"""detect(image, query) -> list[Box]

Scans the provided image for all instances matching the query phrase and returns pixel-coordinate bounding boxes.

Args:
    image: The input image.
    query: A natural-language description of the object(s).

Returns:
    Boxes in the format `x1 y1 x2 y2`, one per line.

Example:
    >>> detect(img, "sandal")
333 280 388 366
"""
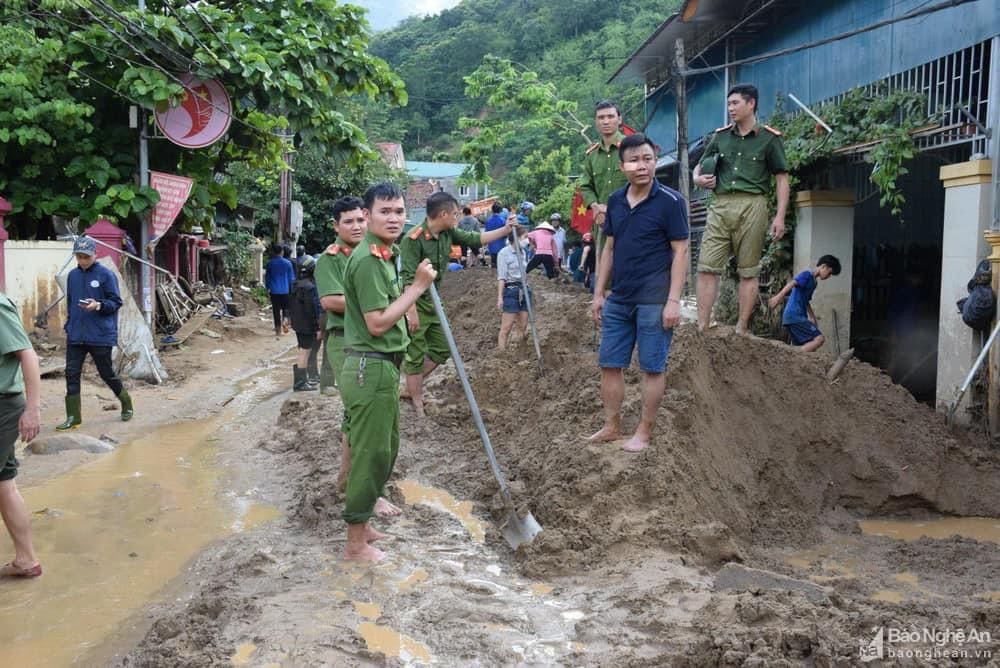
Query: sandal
1 562 42 578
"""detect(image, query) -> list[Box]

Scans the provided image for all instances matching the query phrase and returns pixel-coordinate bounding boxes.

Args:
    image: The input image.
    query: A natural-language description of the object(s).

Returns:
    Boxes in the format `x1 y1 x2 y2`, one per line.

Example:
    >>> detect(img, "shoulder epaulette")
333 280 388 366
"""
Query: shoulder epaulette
763 125 783 136
585 142 600 155
369 243 392 262
325 243 340 255
407 226 423 241
714 123 734 133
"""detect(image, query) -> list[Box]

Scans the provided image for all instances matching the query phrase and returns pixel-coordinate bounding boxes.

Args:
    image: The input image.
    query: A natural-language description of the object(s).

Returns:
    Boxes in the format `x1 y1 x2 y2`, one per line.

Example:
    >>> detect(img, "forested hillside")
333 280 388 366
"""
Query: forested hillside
367 0 680 192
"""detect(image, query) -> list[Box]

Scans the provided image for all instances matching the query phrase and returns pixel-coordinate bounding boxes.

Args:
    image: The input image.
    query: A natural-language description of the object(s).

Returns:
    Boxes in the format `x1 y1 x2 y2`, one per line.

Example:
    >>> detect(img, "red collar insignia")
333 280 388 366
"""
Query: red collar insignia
369 243 393 262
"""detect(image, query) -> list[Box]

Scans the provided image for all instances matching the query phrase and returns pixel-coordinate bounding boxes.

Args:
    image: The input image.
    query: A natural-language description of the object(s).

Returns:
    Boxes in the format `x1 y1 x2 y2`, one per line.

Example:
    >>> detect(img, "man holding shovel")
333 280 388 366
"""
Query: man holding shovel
400 192 514 417
340 182 437 563
590 133 689 453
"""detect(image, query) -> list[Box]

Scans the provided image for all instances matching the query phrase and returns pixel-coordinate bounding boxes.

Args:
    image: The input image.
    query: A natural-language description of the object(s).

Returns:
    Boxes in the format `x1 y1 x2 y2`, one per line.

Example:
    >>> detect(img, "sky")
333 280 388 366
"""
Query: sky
353 0 463 32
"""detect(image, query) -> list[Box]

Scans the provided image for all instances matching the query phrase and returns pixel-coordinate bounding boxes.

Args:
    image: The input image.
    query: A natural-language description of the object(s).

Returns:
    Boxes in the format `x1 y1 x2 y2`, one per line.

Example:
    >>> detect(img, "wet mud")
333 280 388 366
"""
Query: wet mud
123 268 1000 666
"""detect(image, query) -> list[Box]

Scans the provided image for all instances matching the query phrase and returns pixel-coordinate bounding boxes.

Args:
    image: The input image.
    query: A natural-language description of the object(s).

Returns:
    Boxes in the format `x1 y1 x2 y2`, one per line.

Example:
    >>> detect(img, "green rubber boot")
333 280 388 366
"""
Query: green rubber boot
56 395 82 431
118 389 134 422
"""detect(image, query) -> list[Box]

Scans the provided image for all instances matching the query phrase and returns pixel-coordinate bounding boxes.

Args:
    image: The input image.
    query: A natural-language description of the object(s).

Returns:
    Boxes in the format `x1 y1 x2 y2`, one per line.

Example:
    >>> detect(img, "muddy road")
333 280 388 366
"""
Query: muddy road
6 269 1000 666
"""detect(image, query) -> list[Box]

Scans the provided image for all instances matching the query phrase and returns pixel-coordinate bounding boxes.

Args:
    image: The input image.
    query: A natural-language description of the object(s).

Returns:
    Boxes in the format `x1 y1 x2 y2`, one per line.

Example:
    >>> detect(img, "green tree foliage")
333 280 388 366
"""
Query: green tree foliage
0 0 405 236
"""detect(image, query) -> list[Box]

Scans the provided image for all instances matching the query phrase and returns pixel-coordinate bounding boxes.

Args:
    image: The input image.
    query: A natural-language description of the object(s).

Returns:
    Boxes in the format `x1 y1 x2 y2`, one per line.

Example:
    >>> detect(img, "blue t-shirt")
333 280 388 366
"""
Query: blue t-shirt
264 256 296 295
485 214 508 255
783 270 817 324
603 183 689 305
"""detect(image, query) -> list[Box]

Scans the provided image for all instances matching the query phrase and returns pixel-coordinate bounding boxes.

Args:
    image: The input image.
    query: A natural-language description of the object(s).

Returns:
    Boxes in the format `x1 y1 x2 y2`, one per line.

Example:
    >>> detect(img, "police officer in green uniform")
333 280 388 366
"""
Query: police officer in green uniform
340 182 437 563
694 83 789 334
400 191 513 417
579 100 629 256
0 293 42 578
315 197 367 395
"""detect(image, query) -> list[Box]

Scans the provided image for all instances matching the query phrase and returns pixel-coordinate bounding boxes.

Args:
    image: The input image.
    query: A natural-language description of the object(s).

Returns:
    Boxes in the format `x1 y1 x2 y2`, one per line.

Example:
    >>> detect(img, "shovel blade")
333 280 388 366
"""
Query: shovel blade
501 510 543 549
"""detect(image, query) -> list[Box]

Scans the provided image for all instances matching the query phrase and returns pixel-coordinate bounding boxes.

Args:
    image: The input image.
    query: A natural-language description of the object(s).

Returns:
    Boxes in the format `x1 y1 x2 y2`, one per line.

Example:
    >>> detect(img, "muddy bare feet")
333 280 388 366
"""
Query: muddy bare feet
410 398 426 418
621 433 649 453
375 497 401 517
342 543 385 563
364 526 388 543
399 384 411 400
587 424 621 442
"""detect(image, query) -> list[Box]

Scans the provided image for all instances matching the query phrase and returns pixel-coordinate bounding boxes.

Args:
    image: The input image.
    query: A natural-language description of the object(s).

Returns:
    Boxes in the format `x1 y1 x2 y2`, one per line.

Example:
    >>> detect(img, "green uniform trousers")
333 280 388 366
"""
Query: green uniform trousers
340 356 400 525
402 299 450 375
326 330 349 434
697 193 769 278
320 331 336 390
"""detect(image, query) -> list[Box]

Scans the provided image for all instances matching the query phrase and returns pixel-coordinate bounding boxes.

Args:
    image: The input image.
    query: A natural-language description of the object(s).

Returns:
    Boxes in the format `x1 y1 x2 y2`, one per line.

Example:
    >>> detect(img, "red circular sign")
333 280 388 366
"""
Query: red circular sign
155 74 232 149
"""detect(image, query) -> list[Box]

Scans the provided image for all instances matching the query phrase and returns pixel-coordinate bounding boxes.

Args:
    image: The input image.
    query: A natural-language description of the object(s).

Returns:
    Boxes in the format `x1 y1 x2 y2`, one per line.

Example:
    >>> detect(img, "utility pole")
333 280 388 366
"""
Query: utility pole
277 128 292 245
674 38 690 202
138 0 152 325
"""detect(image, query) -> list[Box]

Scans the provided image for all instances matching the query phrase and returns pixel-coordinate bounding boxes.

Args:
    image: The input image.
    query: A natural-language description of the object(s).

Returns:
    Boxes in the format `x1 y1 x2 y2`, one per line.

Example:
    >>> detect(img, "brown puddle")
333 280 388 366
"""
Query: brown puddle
353 600 381 620
530 583 554 596
397 479 486 543
357 621 433 664
859 517 1000 544
398 568 429 592
231 642 257 665
872 589 905 604
0 367 284 667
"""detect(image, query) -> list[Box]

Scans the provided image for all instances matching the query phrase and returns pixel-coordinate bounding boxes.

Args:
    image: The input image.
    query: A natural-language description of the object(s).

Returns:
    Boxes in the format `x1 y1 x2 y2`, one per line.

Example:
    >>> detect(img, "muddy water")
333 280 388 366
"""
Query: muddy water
397 478 487 542
0 367 285 666
859 517 1000 543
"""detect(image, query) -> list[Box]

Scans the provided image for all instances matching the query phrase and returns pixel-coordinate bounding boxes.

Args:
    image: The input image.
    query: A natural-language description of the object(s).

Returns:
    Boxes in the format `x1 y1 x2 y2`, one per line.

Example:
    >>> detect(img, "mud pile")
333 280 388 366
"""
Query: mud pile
433 270 1000 574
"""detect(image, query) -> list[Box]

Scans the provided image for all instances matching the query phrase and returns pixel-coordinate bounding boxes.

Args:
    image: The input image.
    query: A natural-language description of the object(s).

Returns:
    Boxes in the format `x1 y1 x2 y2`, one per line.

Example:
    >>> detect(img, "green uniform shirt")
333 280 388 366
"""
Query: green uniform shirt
699 123 788 195
343 232 409 354
400 222 481 306
0 295 30 394
579 132 628 208
314 237 352 331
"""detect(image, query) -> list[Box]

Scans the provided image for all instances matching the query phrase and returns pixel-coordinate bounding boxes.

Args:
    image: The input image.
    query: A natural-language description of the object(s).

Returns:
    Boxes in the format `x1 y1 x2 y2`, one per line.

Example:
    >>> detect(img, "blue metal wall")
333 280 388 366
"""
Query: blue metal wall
643 0 1000 152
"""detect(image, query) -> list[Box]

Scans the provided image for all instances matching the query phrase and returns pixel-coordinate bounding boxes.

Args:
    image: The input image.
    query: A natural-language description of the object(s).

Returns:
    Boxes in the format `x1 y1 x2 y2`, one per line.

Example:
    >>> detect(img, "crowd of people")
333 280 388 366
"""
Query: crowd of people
0 82 842 573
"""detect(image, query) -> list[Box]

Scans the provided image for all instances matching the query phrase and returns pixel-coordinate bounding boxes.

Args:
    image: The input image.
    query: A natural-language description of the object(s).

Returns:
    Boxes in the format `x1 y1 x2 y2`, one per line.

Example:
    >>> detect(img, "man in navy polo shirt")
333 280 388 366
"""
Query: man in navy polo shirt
589 133 689 453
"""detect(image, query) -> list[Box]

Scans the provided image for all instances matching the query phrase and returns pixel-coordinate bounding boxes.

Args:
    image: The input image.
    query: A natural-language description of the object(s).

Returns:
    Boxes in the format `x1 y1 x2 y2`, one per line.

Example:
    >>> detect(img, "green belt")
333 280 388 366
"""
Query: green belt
344 348 404 369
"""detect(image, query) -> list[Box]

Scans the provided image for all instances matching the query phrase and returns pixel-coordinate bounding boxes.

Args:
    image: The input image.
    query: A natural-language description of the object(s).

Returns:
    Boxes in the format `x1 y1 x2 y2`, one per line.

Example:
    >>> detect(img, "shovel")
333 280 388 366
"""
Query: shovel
429 284 543 549
511 227 545 376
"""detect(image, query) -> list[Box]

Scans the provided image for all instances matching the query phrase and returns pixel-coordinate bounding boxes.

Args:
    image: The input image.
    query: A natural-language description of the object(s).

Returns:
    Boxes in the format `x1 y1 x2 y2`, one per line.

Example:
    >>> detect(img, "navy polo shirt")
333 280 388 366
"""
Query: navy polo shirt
603 182 689 305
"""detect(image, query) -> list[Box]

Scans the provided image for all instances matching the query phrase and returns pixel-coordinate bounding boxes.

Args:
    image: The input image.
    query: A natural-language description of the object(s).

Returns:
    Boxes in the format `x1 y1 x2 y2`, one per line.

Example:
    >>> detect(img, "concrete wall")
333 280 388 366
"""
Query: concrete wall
4 240 74 334
935 159 994 422
793 190 855 353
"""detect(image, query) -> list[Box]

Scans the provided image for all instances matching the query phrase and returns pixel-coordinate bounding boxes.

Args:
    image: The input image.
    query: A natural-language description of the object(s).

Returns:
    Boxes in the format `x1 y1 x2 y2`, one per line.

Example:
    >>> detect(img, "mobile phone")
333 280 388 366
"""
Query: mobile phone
78 299 91 305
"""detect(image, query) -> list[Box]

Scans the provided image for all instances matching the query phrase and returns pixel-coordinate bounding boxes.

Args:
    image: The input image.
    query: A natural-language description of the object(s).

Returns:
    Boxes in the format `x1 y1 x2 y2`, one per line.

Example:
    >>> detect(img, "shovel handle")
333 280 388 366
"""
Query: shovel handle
428 284 516 506
511 228 544 371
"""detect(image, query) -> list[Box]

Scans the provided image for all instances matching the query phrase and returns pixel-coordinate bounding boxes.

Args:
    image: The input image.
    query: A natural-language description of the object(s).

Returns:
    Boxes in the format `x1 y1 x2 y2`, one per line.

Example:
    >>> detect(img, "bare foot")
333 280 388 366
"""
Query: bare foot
399 384 411 400
587 424 621 442
375 497 402 517
621 433 650 453
343 543 386 563
410 399 426 418
365 526 388 543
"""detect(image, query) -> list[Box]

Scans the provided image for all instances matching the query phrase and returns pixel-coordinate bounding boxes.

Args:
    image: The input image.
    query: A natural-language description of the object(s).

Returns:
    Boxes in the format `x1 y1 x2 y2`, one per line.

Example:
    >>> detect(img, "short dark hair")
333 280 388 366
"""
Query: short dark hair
817 254 842 275
270 243 283 256
595 99 621 116
463 206 471 215
426 191 459 219
296 244 305 254
728 83 759 112
618 132 657 161
332 195 364 222
491 202 502 214
363 182 404 210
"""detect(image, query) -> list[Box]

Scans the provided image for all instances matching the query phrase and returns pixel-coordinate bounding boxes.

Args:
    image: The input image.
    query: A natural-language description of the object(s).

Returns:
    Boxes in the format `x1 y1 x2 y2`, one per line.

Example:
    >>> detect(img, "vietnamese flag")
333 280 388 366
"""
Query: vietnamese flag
621 122 637 136
570 187 593 234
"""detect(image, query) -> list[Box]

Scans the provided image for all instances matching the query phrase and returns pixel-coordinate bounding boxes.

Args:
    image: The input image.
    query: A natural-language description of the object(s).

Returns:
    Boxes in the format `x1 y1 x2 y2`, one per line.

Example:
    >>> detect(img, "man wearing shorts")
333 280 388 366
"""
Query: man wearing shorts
693 83 789 334
0 293 41 577
590 133 689 453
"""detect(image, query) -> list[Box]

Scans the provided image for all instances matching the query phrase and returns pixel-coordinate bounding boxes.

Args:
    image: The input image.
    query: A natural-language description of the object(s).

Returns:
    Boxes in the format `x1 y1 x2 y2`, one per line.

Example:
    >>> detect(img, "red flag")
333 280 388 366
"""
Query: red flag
621 122 637 136
570 187 593 234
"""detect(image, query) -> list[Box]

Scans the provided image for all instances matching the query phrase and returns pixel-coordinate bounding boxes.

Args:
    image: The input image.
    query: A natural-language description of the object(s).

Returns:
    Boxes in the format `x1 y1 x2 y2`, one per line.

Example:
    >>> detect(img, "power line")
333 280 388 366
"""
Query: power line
185 1 242 64
161 1 229 71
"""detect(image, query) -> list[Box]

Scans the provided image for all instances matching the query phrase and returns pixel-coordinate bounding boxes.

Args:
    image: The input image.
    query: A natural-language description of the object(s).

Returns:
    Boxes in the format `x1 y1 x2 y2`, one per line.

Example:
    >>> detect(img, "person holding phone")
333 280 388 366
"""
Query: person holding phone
56 236 132 430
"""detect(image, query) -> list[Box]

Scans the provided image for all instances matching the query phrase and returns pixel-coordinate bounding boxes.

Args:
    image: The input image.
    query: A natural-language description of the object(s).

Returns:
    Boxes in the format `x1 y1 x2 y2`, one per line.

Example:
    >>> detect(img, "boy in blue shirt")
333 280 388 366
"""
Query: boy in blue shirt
768 254 841 352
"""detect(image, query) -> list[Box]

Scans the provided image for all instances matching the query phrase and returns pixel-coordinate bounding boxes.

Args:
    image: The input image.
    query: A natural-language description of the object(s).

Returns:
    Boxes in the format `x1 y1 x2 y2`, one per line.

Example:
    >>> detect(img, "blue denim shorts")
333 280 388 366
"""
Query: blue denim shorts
598 299 674 373
502 284 532 313
785 320 822 346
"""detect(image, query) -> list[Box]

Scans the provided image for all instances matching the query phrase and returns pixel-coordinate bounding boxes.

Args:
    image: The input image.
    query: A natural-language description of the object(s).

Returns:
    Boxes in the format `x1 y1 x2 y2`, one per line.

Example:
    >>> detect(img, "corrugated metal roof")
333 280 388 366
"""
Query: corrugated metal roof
608 0 796 85
405 161 469 179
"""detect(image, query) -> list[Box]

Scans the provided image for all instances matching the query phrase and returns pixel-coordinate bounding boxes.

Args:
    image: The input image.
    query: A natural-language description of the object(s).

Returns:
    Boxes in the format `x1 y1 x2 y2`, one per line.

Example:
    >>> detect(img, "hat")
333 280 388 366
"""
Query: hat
535 222 555 232
582 232 593 242
549 213 562 221
520 201 535 211
299 255 316 272
73 236 97 257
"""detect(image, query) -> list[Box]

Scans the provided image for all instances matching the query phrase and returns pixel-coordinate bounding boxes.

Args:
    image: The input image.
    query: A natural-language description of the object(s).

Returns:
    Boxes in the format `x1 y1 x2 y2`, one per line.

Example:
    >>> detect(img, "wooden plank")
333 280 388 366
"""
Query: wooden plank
158 309 214 348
